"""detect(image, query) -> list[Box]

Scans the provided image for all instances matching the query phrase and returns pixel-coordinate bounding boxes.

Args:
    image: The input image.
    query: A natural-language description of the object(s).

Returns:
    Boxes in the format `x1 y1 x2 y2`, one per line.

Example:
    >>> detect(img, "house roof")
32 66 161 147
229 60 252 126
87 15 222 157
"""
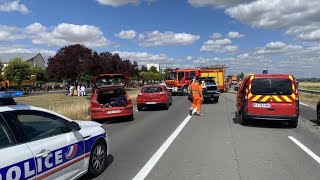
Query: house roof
0 53 44 63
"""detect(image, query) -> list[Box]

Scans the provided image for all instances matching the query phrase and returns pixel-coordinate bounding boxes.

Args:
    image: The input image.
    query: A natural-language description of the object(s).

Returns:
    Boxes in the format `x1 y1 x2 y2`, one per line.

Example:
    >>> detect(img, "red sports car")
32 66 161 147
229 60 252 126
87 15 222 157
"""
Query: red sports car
89 74 134 120
137 84 172 111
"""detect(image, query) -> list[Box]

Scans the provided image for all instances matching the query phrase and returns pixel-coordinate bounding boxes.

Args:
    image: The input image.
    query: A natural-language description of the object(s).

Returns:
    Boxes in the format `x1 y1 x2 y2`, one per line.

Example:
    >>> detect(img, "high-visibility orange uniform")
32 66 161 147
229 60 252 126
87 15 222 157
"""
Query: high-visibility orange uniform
190 81 203 113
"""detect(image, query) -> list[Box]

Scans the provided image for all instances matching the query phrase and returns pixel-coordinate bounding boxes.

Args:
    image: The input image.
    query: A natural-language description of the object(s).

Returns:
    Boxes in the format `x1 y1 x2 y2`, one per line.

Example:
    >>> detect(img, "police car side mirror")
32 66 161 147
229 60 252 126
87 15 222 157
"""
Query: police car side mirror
69 121 81 131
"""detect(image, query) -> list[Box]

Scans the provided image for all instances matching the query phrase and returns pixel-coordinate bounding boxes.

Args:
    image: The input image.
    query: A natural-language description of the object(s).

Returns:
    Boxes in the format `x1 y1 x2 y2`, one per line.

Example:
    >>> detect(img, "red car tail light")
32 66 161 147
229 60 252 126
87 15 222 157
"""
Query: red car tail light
159 92 166 95
91 101 100 108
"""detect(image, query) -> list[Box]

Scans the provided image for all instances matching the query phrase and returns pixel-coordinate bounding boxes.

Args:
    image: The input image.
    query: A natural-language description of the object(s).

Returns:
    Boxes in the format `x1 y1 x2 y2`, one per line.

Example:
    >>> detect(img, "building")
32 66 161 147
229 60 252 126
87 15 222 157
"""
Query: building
147 63 160 72
0 53 46 68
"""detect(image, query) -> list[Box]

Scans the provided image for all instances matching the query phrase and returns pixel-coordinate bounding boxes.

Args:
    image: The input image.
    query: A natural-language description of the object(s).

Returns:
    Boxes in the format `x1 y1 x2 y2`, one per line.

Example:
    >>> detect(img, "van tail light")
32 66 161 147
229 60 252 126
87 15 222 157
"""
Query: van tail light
245 88 248 94
91 101 100 108
138 93 143 96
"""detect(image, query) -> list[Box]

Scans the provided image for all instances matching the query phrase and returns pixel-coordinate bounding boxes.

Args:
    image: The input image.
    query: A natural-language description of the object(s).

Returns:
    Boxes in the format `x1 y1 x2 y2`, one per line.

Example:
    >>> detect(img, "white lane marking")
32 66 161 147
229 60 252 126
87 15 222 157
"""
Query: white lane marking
133 108 197 180
300 102 311 107
288 136 320 164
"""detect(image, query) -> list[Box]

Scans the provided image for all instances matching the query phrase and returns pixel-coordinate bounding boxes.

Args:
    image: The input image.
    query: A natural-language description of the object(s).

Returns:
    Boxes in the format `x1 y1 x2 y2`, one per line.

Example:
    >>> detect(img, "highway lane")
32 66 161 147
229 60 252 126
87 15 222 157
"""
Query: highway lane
92 93 320 180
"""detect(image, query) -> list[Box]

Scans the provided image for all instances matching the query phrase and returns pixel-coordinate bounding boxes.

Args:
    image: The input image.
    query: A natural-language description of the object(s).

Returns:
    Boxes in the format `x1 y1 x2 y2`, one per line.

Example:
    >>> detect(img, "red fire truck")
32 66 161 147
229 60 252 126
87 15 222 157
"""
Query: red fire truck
165 65 228 95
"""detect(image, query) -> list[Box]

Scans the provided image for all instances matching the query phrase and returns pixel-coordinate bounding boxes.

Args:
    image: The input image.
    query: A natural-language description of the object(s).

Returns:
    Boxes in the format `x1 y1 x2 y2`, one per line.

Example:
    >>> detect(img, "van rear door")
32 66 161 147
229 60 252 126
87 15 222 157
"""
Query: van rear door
249 78 296 116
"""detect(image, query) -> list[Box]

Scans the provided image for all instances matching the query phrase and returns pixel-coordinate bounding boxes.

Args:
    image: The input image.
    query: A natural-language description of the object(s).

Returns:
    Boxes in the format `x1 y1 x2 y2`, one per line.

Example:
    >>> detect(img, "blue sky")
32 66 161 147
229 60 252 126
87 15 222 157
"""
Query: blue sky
0 0 319 77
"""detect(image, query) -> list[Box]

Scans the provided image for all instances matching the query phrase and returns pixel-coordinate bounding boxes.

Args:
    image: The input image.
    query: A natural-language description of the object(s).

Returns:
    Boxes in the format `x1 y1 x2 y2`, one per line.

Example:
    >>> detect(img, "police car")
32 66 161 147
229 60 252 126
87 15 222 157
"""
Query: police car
0 91 109 179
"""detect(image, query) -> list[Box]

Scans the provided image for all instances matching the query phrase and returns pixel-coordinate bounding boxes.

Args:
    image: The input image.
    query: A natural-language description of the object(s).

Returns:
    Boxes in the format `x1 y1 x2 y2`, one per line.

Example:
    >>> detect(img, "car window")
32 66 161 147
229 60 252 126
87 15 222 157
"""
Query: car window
142 87 162 93
0 117 15 149
12 110 71 141
178 72 184 80
190 72 196 79
252 78 292 95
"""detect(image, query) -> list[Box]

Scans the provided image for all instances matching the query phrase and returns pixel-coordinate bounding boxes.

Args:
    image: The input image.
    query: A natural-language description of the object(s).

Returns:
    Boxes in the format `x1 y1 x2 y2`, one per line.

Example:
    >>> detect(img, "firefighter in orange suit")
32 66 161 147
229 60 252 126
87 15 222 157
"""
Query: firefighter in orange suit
189 76 203 116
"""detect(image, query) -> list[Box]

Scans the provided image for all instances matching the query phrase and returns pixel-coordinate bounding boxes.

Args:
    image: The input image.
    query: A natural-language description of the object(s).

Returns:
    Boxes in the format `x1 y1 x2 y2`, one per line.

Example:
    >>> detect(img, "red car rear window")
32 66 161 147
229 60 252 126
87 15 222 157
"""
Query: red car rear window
251 78 292 95
142 87 162 93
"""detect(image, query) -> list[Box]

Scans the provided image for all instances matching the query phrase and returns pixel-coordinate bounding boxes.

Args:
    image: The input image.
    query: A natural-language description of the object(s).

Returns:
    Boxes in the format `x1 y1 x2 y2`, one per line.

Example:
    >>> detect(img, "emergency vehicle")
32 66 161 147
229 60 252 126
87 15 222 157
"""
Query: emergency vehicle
0 91 109 179
165 65 227 95
236 74 299 128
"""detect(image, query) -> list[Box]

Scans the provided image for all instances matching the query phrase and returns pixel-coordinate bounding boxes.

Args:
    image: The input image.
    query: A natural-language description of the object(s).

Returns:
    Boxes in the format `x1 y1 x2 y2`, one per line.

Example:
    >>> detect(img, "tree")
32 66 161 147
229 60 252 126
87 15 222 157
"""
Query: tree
47 44 93 85
0 60 4 81
4 57 31 89
140 65 148 72
31 67 48 82
237 72 245 80
149 66 158 73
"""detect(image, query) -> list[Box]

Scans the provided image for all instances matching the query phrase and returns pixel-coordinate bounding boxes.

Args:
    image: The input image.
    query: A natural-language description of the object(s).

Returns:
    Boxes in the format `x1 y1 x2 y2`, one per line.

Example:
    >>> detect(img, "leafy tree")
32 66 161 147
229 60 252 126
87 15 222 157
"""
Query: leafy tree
47 44 93 85
31 67 48 82
4 57 31 89
237 72 245 80
149 66 158 73
140 65 148 72
0 60 4 81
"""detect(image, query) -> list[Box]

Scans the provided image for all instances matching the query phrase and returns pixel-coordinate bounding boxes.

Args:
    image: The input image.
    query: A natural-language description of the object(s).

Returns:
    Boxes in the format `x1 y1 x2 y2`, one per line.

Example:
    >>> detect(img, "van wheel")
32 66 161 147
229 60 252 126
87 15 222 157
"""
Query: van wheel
164 102 169 110
127 114 134 121
289 119 298 128
317 108 320 124
239 112 248 126
214 97 219 103
182 86 188 95
137 106 143 111
88 140 107 178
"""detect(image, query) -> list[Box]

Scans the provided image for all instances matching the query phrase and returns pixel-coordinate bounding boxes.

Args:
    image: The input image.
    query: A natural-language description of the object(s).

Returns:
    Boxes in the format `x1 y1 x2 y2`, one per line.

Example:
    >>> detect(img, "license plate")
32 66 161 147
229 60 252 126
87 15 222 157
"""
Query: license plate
146 102 157 105
107 110 121 114
253 103 271 108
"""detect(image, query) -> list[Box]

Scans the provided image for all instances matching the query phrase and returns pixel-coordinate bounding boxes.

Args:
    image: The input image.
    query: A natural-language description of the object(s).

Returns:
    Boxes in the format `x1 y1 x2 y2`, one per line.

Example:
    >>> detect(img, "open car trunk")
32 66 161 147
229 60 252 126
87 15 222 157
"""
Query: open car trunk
97 88 128 108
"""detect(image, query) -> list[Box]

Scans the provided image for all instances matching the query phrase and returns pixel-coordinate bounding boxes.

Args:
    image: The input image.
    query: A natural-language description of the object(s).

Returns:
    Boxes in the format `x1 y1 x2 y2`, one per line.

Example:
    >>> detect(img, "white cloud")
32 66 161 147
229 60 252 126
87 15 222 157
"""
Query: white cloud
115 30 137 40
225 0 320 41
96 0 155 7
188 0 254 8
24 22 46 34
187 56 193 60
0 25 20 42
0 0 29 14
138 31 200 47
255 41 303 55
211 33 222 39
200 38 237 53
0 45 56 56
227 31 244 39
30 23 110 48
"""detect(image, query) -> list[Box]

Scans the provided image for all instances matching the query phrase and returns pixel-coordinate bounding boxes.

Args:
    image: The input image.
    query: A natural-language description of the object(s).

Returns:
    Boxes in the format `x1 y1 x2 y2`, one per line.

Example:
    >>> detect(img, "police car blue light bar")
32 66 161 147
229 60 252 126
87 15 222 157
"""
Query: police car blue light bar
0 91 23 98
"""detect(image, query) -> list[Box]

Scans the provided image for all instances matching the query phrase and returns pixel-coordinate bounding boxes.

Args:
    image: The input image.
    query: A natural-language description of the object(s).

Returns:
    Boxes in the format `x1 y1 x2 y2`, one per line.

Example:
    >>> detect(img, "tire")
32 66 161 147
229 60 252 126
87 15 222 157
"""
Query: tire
317 107 320 124
182 86 188 96
164 102 169 110
137 105 143 111
87 140 108 178
239 111 248 126
289 119 298 128
214 97 219 103
169 97 173 105
127 114 134 121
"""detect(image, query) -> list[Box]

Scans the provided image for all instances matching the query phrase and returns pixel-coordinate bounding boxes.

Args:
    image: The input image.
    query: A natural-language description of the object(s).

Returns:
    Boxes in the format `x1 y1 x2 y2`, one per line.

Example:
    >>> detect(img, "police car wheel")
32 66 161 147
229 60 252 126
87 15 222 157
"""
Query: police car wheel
88 140 107 177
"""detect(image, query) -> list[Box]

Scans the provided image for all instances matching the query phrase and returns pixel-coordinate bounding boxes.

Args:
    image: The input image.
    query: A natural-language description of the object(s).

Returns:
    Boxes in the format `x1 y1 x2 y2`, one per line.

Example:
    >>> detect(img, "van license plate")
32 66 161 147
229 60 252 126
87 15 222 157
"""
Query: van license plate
146 102 157 105
107 110 121 114
253 103 271 108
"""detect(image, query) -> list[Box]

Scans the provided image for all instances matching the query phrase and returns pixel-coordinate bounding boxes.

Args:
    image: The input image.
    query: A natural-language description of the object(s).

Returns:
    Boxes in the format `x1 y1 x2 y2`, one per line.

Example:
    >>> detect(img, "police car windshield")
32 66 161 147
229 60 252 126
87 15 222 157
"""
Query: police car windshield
251 78 292 95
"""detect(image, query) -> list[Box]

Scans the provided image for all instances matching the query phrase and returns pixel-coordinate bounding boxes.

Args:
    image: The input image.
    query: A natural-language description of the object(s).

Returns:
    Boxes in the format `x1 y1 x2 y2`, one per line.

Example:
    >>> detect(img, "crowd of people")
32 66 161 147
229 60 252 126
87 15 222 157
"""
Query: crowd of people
68 85 87 96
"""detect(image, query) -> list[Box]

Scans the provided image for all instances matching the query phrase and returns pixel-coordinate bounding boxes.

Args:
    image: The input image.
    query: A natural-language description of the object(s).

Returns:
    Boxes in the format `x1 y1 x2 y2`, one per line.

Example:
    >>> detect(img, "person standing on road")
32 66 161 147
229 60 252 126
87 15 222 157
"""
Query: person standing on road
189 76 203 116
80 85 86 96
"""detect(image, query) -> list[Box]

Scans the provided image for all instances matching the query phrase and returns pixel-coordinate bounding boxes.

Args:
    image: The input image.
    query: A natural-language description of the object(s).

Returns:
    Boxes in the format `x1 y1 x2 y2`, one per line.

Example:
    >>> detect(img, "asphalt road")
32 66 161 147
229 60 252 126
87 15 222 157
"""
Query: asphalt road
92 93 320 180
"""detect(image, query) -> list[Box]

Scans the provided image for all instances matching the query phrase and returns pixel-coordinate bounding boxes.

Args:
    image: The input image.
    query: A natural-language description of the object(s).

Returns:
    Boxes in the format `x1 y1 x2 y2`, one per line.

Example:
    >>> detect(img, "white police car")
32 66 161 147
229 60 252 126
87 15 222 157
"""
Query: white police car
0 91 109 180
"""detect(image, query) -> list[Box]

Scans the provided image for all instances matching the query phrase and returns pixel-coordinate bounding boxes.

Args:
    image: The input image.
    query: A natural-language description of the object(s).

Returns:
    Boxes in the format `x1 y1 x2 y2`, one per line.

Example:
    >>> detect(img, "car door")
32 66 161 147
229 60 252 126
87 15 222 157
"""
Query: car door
0 114 37 180
7 110 86 180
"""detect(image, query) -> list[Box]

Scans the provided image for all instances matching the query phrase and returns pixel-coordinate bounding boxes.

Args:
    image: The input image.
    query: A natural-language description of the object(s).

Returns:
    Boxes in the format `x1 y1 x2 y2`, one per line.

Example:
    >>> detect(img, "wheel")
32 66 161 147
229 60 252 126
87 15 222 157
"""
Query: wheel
127 114 134 121
164 102 169 110
289 119 298 128
169 97 173 105
239 111 248 126
87 140 107 178
137 105 143 111
317 107 320 124
214 97 219 103
182 86 188 95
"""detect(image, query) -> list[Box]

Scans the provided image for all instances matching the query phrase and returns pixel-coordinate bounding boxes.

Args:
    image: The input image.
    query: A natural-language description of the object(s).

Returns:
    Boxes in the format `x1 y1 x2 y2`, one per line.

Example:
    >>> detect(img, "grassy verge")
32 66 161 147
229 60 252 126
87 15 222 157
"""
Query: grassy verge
299 92 320 107
15 88 141 120
299 82 320 91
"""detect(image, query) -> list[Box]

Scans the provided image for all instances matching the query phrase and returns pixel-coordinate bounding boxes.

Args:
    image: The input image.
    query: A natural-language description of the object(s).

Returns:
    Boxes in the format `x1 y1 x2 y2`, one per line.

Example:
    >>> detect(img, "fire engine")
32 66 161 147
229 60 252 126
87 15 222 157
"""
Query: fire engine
165 65 228 95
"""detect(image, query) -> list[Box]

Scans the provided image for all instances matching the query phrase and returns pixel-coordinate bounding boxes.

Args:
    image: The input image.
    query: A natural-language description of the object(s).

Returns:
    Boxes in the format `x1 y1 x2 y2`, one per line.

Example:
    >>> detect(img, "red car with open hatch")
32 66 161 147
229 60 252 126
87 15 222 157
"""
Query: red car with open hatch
89 74 134 120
